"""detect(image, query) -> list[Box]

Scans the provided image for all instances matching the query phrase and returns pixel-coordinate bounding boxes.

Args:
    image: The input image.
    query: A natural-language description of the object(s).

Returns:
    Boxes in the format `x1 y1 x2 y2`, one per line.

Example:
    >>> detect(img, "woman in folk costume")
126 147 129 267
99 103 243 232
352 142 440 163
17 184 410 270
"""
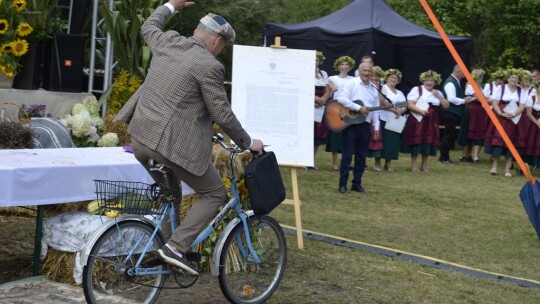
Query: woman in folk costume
312 51 331 170
483 69 506 102
326 55 356 171
522 88 540 169
367 66 385 171
401 70 449 172
484 69 526 177
520 69 537 98
457 68 487 162
379 68 407 172
516 68 537 166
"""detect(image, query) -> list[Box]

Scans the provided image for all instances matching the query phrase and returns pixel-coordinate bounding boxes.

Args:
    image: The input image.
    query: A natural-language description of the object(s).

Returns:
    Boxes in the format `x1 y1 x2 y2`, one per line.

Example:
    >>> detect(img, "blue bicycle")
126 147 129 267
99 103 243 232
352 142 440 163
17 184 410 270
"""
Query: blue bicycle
81 134 287 304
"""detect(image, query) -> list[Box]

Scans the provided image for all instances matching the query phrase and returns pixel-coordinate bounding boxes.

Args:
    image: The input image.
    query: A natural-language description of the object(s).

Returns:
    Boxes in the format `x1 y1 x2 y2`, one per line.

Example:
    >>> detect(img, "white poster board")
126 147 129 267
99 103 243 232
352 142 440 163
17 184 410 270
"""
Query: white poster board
231 45 315 167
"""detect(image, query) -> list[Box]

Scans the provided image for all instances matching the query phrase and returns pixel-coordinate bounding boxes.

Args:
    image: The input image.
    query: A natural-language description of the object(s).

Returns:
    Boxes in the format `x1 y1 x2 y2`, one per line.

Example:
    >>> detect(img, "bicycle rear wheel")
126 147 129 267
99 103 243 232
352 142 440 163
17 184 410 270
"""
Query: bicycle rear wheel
218 215 287 304
82 221 166 304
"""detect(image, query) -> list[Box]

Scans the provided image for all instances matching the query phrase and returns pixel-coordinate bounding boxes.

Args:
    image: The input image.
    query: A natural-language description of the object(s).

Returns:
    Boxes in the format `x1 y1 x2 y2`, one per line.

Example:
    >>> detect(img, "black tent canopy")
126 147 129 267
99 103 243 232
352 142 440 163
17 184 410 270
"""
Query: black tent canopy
264 0 472 93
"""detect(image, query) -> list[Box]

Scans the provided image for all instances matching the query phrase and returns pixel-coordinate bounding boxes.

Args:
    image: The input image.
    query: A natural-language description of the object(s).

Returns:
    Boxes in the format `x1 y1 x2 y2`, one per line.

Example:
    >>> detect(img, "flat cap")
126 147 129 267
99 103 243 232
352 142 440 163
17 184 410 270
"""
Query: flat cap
198 13 236 43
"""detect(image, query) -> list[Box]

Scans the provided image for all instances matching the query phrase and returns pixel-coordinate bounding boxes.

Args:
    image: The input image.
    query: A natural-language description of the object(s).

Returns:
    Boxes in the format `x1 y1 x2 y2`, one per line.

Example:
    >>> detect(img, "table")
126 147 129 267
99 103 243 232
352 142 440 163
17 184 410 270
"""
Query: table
0 147 194 275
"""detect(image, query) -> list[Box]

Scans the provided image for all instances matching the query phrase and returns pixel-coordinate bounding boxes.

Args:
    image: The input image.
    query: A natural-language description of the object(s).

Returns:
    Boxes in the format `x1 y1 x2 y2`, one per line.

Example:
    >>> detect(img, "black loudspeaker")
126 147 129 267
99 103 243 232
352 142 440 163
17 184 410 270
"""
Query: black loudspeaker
57 0 89 35
42 33 85 92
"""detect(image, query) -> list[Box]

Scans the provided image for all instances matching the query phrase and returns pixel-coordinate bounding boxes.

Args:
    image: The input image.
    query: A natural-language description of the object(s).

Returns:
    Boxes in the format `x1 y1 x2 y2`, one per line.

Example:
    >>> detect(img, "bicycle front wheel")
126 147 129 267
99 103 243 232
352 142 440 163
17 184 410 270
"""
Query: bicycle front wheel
218 215 287 304
82 221 166 304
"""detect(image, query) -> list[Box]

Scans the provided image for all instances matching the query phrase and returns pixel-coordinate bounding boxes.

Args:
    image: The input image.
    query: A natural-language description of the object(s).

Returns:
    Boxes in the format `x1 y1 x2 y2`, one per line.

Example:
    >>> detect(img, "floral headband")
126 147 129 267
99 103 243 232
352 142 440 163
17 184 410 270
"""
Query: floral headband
316 51 325 61
419 70 442 84
471 69 485 81
372 66 384 77
490 69 506 80
505 68 522 81
383 68 402 82
332 56 356 71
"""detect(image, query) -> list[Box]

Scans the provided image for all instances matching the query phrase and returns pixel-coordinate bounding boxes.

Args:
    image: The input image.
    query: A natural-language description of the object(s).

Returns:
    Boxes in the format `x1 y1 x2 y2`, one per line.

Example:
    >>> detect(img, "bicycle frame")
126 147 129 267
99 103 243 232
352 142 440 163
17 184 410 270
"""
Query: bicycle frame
81 144 262 278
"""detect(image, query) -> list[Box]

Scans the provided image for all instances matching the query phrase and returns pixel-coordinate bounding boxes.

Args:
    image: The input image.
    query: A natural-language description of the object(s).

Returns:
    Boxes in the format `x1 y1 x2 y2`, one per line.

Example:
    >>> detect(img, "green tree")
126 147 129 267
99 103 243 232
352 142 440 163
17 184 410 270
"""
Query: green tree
386 0 540 70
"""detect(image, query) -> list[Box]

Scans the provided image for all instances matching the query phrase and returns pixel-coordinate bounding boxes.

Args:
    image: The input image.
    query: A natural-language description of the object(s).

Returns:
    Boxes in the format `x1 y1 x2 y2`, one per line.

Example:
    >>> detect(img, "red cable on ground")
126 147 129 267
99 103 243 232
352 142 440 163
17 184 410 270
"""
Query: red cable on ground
418 0 534 183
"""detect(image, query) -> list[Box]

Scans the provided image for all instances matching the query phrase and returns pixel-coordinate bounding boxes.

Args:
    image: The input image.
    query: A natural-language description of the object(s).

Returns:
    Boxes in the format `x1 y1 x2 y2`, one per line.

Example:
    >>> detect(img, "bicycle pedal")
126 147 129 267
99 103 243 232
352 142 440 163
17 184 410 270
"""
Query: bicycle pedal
185 252 201 262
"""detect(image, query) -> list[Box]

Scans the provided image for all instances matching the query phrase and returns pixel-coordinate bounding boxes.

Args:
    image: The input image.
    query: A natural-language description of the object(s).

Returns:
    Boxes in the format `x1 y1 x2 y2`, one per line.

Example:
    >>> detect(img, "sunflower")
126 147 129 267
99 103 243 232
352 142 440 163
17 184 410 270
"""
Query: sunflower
1 43 12 53
13 0 27 12
0 64 14 77
0 19 8 35
16 22 32 37
10 39 28 56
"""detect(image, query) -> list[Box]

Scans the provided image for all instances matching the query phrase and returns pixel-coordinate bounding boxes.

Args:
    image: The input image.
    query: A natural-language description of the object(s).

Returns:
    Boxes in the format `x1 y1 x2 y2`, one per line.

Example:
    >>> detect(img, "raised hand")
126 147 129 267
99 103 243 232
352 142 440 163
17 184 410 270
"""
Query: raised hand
168 0 195 10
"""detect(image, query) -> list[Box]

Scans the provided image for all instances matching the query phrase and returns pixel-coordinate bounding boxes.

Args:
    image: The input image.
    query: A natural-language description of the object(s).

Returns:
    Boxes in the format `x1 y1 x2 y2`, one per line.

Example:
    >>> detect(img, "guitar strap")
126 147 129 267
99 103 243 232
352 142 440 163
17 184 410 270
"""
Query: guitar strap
375 85 394 105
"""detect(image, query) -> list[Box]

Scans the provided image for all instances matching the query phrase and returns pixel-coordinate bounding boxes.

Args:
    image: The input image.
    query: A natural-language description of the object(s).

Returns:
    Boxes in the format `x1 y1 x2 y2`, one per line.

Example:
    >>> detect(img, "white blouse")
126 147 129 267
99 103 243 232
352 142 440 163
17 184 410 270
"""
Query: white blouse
406 85 443 106
380 84 406 121
328 75 354 99
492 84 525 104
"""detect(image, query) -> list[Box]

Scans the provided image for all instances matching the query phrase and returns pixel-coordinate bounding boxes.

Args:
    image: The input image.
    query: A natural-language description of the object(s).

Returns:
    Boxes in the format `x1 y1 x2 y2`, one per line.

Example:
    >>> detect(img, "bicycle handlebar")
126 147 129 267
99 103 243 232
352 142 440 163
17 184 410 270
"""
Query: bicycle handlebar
213 133 245 154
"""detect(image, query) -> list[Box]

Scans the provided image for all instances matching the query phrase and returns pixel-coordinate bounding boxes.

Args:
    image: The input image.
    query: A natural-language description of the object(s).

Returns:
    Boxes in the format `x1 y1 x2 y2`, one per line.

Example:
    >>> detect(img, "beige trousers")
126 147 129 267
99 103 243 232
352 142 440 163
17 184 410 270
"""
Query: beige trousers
131 138 227 253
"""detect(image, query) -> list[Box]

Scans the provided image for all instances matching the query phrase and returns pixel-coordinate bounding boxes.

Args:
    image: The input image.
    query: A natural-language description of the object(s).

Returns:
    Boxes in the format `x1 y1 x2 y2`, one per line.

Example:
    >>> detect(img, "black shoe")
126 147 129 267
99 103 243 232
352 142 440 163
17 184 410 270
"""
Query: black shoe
338 185 348 193
440 159 453 165
350 185 366 193
158 245 198 275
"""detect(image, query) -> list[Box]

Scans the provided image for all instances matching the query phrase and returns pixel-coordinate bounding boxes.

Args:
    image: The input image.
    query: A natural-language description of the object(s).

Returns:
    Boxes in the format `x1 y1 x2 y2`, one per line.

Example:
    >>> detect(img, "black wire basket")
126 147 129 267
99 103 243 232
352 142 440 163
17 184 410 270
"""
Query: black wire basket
94 180 166 215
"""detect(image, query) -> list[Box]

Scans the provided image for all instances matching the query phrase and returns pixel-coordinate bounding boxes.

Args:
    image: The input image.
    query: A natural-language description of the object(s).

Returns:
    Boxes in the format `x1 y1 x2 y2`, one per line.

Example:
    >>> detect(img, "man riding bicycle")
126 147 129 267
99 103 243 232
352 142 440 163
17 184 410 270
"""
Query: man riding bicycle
115 0 264 275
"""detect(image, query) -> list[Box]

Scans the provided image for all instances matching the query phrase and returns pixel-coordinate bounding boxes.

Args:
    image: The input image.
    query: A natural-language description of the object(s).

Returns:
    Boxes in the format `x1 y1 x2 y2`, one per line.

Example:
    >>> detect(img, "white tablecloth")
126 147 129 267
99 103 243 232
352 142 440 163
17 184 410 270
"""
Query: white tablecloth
0 147 194 207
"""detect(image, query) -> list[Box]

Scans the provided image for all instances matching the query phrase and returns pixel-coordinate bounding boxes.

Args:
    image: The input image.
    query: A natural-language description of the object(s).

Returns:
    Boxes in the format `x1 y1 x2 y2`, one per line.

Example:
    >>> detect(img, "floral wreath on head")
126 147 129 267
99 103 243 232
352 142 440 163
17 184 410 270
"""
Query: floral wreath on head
383 68 402 82
419 70 442 84
490 69 505 80
471 68 485 81
516 68 531 83
505 68 522 81
332 56 355 71
372 66 384 77
316 51 325 61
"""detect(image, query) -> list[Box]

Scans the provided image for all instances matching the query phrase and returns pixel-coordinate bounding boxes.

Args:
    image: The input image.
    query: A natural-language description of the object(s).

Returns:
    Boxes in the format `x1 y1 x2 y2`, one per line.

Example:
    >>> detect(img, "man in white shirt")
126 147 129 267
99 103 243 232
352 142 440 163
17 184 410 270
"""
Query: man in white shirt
440 65 474 164
336 61 379 193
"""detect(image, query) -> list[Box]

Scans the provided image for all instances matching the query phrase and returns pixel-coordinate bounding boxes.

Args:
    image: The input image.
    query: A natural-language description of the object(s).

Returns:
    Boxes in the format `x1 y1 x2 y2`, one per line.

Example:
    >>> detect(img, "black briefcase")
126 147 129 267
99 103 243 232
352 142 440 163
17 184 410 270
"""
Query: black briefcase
245 151 286 215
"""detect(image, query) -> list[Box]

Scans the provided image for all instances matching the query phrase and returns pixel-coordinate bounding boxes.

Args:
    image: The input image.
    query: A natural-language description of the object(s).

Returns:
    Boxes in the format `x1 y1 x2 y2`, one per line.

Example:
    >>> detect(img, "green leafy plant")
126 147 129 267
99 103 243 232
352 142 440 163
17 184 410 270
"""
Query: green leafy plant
106 69 142 116
99 0 160 78
100 69 142 146
23 0 66 42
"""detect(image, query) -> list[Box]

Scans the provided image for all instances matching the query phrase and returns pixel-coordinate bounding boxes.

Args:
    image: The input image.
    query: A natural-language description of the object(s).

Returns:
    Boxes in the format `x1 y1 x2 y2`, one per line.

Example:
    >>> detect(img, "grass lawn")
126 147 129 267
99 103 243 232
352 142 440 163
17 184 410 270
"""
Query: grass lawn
269 149 540 303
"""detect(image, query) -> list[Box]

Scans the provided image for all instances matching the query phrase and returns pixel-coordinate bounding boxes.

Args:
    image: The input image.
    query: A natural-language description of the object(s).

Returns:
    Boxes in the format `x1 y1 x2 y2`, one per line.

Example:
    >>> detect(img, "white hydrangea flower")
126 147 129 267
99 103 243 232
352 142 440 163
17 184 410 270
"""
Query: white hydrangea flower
91 116 104 130
71 103 86 115
71 114 91 137
98 133 119 147
61 95 106 146
83 96 100 116
77 109 91 120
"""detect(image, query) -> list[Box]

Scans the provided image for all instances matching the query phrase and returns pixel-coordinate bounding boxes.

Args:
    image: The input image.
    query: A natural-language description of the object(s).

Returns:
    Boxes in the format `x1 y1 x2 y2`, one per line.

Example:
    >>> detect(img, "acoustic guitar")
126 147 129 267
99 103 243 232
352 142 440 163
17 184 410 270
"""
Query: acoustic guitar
323 99 408 132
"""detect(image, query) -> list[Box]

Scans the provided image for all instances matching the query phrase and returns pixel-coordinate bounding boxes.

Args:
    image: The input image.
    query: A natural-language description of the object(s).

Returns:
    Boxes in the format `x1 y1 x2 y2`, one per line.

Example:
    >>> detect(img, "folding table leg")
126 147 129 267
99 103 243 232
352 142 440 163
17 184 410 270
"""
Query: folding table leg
32 205 43 276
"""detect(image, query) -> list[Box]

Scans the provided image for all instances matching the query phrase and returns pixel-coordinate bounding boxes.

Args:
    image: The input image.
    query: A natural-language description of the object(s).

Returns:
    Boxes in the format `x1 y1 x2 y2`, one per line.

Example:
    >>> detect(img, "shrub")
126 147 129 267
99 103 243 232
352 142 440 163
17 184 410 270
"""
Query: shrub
0 120 33 148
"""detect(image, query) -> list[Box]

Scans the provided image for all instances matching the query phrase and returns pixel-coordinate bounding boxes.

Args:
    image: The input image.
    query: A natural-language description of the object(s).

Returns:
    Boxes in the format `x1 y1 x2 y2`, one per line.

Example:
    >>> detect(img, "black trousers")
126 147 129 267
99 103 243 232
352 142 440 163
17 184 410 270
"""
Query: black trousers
439 111 461 161
339 123 371 187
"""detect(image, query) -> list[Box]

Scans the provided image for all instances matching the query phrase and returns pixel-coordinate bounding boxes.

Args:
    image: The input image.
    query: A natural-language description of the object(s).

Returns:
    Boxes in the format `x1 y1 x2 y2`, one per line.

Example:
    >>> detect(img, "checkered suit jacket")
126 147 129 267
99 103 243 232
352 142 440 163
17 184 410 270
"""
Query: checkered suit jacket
115 6 251 176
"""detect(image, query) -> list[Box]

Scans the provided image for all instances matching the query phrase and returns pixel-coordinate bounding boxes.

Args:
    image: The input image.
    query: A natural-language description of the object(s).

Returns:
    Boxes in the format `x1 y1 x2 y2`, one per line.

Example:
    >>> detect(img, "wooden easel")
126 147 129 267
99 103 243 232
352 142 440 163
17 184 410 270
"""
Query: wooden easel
281 166 304 249
270 36 304 249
